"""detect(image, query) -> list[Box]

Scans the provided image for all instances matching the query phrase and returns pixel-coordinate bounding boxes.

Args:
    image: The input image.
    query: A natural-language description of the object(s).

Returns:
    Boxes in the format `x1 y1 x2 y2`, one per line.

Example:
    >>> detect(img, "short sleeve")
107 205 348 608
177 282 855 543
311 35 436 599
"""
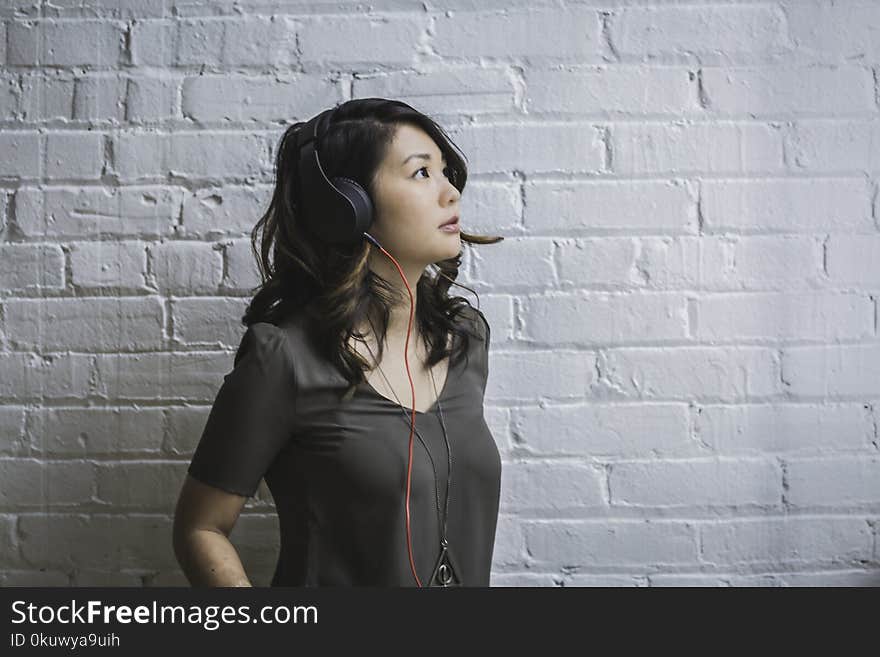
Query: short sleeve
187 322 297 498
473 307 491 380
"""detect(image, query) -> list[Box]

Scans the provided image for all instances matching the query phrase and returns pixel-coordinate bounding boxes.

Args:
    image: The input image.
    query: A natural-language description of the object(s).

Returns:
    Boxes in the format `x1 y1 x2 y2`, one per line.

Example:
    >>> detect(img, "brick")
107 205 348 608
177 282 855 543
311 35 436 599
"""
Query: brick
4 297 165 352
0 74 19 120
8 19 124 67
695 403 875 453
502 462 603 510
648 573 774 587
486 349 596 404
354 68 515 116
0 132 40 177
693 292 872 341
787 456 880 506
301 14 424 65
449 183 518 237
787 121 880 173
526 67 692 114
28 406 165 455
69 240 147 288
610 5 785 63
472 236 554 288
785 0 880 63
522 292 688 344
567 574 649 586
44 0 170 20
182 75 329 122
0 353 93 400
453 122 603 175
19 73 75 121
73 74 127 122
149 240 223 293
524 520 698 567
224 237 263 290
612 122 784 174
703 66 875 115
130 19 175 67
516 403 693 457
0 191 7 233
114 131 266 180
46 131 105 179
220 15 296 67
702 178 872 232
0 516 19 569
491 573 561 587
526 180 696 233
701 517 871 563
175 19 224 66
0 243 65 292
826 235 880 285
432 7 598 60
6 20 38 65
0 407 27 454
95 461 187 512
699 235 822 290
92 351 230 401
610 458 782 507
782 344 880 397
15 186 183 238
164 406 211 456
0 571 69 585
0 192 7 237
170 296 249 346
776 570 880 587
603 346 779 400
125 75 180 122
18 514 177 570
0 458 94 508
181 186 270 236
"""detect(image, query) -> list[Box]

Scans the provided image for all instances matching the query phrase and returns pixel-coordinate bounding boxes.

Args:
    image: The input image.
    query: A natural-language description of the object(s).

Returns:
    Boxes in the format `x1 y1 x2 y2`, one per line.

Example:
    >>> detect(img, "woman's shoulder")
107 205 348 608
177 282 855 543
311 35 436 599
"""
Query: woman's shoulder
455 303 489 344
233 321 288 366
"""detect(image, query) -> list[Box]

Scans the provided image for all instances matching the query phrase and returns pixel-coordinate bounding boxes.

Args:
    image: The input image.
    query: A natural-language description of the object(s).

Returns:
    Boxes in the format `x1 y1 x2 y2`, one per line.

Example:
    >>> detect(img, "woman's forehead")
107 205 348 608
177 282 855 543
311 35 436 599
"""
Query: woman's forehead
388 124 444 163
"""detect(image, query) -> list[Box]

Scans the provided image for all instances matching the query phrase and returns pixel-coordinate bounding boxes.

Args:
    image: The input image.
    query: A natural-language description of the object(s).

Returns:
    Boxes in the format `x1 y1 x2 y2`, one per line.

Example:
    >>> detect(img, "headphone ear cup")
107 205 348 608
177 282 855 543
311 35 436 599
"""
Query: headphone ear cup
332 176 375 239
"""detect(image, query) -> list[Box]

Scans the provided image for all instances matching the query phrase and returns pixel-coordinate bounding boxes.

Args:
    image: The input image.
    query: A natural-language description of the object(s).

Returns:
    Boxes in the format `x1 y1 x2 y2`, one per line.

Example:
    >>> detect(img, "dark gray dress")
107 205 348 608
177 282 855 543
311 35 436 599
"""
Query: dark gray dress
186 304 502 587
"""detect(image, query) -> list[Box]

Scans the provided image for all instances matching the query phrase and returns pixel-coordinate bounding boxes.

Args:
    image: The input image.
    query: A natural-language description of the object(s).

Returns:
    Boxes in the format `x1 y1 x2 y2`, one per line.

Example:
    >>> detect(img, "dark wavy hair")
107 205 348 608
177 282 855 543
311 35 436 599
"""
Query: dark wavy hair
241 97 503 400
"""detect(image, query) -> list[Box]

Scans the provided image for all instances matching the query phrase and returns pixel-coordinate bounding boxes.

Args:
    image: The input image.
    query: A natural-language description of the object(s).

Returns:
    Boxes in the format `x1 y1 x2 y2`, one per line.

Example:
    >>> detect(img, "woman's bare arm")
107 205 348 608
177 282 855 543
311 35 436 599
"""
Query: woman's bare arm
172 474 253 587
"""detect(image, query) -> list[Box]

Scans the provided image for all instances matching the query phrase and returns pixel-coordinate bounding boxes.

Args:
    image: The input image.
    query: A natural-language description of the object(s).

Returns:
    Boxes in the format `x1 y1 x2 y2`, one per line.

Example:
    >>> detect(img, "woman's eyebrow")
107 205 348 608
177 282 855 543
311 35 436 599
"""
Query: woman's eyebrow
401 152 448 167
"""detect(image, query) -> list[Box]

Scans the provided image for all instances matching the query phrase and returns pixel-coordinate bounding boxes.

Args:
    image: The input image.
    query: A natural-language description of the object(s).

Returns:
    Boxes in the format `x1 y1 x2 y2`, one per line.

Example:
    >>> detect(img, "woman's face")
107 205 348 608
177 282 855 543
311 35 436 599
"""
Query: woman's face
368 123 462 267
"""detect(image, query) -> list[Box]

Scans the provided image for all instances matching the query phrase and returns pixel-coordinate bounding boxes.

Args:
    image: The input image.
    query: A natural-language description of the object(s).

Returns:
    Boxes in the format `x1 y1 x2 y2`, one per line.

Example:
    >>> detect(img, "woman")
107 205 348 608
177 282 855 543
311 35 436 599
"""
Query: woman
172 98 504 587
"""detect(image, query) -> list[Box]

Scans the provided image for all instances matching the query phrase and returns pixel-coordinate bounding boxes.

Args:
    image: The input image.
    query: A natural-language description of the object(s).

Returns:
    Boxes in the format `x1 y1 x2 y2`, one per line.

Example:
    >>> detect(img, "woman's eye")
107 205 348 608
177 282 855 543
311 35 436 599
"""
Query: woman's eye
414 166 453 180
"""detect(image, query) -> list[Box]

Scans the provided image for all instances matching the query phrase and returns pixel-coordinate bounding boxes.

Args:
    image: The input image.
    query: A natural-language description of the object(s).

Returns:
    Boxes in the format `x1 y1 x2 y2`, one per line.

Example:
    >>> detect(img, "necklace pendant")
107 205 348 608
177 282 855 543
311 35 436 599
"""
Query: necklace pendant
429 543 462 587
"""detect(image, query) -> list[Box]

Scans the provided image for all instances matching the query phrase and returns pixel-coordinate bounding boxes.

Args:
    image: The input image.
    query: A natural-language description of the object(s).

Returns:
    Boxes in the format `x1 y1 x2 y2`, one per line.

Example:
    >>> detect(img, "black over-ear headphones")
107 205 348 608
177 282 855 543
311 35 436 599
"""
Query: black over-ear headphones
291 104 376 245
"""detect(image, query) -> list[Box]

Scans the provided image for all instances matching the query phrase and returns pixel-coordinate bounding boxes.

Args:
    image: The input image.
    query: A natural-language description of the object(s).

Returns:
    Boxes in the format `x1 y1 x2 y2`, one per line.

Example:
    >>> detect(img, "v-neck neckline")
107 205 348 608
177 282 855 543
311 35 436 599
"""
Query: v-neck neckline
361 354 456 416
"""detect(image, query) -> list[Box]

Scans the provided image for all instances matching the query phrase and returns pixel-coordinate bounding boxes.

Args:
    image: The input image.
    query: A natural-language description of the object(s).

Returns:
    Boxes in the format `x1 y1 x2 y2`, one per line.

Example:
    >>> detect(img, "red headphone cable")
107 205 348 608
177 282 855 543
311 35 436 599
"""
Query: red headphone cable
364 233 423 587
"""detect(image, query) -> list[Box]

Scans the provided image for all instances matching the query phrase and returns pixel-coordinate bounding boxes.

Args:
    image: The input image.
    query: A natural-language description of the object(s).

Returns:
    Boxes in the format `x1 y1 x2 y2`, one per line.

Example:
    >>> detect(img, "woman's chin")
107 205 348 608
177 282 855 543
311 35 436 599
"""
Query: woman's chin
438 242 460 260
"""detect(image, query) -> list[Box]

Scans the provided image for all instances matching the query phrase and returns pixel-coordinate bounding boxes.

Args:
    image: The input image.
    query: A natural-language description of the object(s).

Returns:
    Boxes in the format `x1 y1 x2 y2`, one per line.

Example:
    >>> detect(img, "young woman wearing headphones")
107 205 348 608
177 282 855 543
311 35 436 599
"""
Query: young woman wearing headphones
172 98 503 587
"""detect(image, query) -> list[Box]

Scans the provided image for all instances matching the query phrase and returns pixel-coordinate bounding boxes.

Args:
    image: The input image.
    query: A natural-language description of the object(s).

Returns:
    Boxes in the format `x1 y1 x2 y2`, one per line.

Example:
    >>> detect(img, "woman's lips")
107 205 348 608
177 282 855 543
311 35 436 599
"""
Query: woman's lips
439 216 460 232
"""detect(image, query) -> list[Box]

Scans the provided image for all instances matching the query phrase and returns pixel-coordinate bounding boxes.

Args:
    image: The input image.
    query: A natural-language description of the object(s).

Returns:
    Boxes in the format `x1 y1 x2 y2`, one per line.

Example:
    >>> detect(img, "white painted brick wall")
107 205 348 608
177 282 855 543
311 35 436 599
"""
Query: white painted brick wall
0 0 878 588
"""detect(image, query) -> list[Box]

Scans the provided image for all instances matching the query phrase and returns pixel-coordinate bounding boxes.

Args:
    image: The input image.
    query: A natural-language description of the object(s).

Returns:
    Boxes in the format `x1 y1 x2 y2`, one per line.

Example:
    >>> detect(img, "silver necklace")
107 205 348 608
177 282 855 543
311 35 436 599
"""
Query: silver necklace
361 325 461 586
